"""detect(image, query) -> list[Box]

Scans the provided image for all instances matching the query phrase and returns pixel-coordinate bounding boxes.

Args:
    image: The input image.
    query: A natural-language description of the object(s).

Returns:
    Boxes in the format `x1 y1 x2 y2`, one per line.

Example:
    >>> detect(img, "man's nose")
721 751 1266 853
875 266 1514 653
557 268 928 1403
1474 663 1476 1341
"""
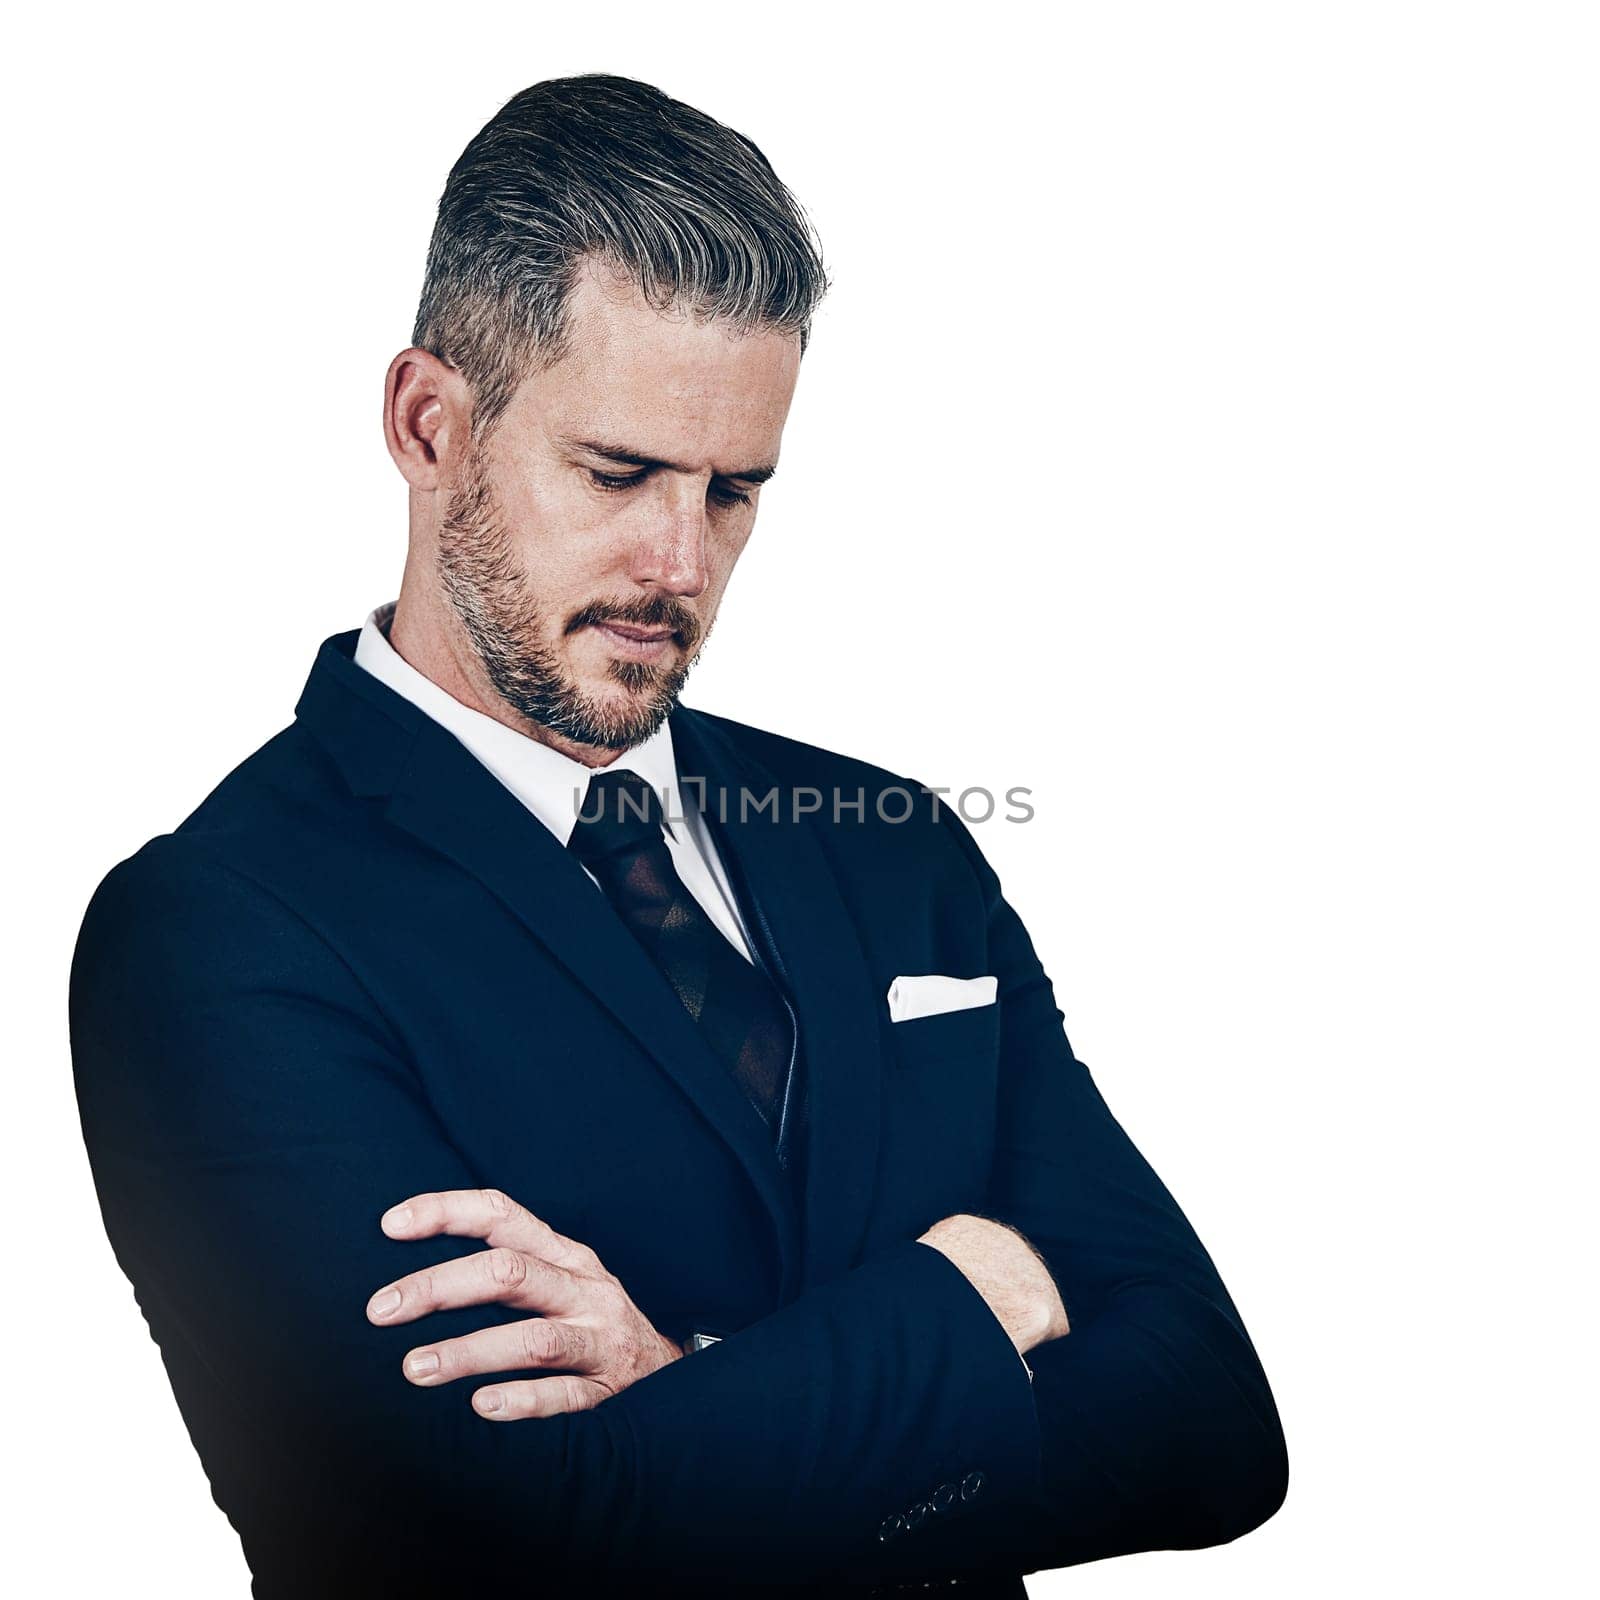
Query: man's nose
630 477 710 598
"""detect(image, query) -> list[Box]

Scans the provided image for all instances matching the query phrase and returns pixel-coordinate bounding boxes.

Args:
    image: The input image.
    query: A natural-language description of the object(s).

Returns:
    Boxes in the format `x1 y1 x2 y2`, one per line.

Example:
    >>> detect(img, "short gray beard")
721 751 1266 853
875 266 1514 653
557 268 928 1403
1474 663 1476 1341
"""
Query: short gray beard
436 446 706 752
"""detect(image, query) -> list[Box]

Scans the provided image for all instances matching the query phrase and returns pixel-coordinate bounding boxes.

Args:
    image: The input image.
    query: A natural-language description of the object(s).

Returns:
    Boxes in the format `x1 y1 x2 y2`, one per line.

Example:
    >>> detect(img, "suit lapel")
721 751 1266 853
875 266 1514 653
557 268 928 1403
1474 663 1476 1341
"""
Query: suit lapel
671 706 884 1294
297 636 886 1301
296 637 801 1277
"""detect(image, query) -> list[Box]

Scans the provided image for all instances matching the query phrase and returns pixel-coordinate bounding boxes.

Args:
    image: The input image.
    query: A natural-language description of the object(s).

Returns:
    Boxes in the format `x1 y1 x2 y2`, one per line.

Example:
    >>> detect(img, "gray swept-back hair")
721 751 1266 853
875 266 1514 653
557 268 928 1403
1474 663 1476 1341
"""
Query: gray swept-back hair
411 74 829 440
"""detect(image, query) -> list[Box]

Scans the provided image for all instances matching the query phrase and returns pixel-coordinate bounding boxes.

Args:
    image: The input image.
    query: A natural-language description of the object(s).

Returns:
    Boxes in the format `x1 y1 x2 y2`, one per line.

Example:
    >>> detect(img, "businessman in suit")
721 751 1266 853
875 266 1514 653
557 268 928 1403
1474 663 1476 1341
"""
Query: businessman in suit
70 75 1288 1596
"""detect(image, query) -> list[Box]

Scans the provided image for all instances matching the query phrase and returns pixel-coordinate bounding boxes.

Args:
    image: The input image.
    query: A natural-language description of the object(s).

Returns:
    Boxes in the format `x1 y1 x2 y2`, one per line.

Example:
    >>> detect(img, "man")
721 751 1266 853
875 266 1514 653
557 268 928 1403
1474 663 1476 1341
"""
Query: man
70 75 1287 1597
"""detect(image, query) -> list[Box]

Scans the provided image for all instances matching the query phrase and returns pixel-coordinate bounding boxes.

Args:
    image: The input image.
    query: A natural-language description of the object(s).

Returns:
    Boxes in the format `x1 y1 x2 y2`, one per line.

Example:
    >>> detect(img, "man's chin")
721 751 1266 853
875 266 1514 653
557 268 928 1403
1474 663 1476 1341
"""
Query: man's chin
559 675 684 751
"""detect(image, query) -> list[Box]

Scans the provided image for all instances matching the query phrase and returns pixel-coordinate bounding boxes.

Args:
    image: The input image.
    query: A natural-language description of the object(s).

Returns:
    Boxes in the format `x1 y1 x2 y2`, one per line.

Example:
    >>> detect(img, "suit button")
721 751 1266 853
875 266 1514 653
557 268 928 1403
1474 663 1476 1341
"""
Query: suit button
931 1481 957 1512
960 1469 987 1501
879 1513 904 1542
904 1501 928 1530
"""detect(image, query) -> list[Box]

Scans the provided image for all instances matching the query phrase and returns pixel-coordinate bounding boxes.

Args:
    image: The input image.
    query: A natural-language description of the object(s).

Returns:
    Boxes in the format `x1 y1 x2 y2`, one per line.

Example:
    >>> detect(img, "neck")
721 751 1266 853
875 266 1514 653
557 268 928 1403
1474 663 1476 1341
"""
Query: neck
387 577 629 769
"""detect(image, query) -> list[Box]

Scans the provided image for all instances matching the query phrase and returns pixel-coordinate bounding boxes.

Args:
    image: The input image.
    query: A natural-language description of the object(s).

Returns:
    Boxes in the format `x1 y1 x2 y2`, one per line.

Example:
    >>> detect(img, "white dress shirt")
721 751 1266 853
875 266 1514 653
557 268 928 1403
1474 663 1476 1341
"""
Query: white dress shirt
354 604 757 962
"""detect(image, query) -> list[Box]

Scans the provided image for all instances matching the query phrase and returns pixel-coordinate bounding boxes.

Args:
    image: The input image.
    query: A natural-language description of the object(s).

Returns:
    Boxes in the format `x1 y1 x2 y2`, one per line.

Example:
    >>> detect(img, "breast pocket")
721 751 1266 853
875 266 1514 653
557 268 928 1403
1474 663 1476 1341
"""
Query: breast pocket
890 997 1002 1073
870 998 1004 1242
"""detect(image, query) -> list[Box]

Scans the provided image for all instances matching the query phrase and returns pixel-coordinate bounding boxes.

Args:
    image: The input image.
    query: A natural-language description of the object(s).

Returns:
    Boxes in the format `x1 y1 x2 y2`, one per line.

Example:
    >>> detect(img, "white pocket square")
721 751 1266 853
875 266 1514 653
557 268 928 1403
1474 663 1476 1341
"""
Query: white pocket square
886 974 998 1023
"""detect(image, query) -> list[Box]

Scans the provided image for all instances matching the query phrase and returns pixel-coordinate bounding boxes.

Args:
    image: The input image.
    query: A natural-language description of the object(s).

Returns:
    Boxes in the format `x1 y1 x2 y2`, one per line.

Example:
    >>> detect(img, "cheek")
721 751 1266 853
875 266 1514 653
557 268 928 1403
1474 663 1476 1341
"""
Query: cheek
709 514 756 575
493 469 581 542
493 473 622 586
689 534 743 615
718 504 762 560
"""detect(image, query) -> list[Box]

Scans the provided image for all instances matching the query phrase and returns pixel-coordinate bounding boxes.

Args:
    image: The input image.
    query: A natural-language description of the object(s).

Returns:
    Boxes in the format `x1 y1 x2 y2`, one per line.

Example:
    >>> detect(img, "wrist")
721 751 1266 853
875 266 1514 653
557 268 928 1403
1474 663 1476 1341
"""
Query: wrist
918 1212 1068 1354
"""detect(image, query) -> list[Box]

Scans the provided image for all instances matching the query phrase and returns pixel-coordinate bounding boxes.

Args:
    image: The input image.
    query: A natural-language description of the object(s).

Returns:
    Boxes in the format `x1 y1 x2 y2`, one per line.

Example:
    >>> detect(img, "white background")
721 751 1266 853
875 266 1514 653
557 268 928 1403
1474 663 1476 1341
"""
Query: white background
3 3 1595 1593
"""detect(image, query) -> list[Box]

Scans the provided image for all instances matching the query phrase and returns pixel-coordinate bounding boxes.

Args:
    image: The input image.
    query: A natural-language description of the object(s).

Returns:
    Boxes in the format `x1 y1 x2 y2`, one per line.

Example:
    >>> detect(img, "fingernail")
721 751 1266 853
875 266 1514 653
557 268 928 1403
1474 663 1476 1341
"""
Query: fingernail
368 1288 402 1319
405 1351 440 1379
381 1205 414 1233
474 1389 505 1415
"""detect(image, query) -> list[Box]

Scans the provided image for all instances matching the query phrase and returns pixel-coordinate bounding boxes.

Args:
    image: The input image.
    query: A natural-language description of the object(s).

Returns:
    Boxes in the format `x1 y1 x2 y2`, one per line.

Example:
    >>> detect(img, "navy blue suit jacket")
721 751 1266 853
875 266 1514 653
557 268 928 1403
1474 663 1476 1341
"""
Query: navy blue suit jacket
70 632 1287 1595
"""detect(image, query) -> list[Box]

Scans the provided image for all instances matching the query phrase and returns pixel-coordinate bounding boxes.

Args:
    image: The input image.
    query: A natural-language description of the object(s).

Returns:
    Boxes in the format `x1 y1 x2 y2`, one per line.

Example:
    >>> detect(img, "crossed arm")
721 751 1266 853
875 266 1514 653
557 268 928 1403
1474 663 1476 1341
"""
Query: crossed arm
70 834 1286 1591
361 1187 1068 1422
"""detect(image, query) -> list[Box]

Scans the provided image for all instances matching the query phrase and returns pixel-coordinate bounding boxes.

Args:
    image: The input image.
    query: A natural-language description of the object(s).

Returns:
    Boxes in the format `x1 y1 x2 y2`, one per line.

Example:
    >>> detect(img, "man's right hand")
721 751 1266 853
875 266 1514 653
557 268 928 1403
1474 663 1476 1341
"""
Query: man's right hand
917 1213 1070 1354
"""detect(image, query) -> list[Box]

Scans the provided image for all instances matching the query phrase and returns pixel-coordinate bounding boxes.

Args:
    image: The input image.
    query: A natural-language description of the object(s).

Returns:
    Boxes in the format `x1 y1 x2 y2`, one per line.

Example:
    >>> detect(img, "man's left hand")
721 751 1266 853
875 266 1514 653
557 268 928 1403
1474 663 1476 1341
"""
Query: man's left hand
365 1187 683 1420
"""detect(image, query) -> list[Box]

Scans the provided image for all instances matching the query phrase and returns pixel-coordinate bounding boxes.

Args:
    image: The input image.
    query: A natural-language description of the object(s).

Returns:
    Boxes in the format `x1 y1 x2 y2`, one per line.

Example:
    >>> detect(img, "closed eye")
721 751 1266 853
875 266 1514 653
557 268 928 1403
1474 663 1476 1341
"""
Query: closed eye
589 468 648 493
589 466 755 510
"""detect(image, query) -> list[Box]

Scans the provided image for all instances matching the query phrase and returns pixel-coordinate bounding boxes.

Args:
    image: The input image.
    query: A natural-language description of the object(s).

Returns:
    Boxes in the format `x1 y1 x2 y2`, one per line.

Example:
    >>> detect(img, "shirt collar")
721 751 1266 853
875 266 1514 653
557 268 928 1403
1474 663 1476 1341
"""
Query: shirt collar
353 603 685 847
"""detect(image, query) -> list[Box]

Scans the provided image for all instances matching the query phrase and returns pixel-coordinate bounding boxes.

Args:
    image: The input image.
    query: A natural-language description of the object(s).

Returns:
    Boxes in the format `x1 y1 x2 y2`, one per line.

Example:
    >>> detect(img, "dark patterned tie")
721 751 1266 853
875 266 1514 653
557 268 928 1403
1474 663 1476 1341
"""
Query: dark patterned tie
568 768 796 1147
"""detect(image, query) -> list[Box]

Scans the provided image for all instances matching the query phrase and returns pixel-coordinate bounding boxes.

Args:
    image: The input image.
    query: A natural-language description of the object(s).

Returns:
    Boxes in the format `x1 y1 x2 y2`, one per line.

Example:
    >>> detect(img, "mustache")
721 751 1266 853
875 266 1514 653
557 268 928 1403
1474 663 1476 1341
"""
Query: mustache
566 596 702 649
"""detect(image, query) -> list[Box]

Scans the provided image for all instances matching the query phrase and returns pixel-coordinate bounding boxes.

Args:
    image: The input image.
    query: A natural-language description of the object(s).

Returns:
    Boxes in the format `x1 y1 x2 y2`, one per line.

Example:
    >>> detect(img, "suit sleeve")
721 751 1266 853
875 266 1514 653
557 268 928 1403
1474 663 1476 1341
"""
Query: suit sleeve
70 842 1045 1593
934 803 1290 1571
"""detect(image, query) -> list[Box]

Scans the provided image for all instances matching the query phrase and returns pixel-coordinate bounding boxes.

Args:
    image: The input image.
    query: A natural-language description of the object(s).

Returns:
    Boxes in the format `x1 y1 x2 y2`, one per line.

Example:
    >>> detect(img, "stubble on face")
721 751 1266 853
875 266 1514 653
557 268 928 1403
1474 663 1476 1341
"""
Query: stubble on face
436 440 708 753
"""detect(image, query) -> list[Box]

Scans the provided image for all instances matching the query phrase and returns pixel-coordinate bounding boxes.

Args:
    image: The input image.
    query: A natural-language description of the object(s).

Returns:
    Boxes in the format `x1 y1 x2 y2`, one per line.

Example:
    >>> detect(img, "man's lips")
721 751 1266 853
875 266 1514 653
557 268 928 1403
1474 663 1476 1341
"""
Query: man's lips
596 621 675 643
587 620 682 661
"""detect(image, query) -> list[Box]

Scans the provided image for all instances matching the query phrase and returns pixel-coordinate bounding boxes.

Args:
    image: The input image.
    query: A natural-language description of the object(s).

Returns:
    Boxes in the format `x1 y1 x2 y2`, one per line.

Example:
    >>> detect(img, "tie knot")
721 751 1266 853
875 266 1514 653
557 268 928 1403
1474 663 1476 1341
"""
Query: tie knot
568 769 666 865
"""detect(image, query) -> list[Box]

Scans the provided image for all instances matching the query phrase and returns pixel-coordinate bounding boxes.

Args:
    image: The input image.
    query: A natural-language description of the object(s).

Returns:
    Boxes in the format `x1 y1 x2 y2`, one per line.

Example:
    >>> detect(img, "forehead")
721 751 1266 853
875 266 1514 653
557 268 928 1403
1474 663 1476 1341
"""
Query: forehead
506 261 802 466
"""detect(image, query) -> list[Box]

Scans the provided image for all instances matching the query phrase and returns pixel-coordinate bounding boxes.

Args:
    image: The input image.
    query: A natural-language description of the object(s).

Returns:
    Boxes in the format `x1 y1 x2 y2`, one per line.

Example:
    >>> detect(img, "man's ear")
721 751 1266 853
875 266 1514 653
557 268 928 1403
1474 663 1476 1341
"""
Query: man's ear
383 348 471 491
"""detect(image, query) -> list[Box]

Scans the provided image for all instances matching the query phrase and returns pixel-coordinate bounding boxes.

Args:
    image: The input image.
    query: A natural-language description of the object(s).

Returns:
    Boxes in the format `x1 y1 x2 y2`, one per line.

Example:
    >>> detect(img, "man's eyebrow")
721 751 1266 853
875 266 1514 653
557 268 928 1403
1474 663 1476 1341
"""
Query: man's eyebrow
562 437 778 484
